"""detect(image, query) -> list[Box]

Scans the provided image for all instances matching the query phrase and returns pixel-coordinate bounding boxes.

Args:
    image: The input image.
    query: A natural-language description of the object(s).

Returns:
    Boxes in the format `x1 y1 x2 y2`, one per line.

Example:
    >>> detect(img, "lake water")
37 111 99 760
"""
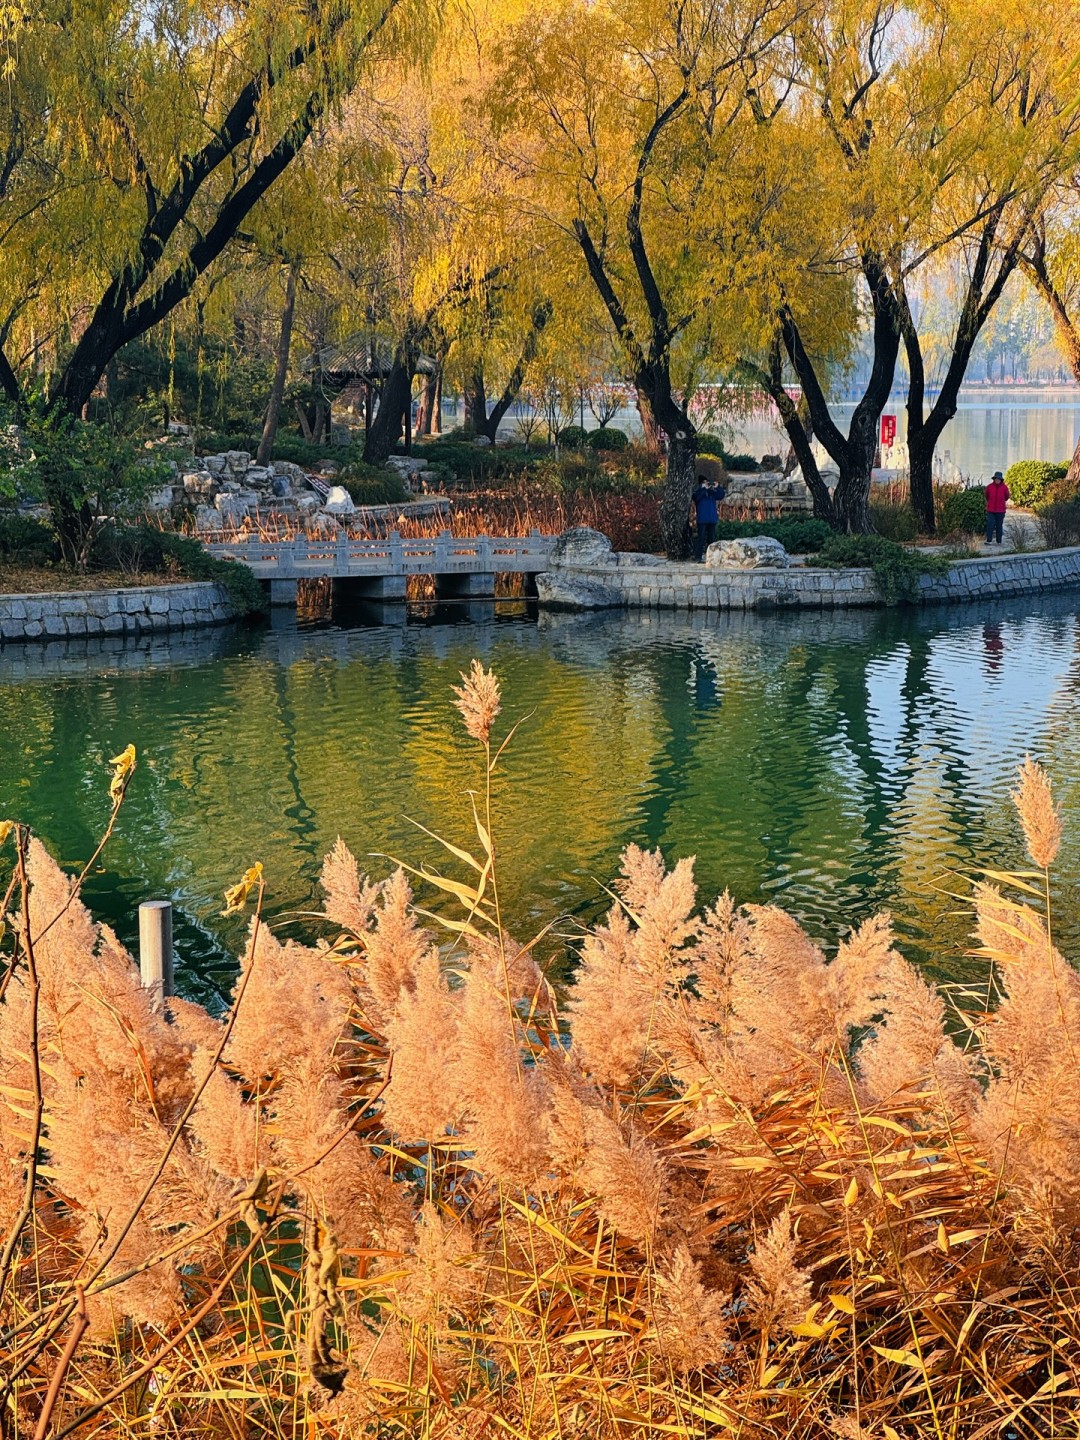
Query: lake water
485 386 1080 480
2 597 1079 1007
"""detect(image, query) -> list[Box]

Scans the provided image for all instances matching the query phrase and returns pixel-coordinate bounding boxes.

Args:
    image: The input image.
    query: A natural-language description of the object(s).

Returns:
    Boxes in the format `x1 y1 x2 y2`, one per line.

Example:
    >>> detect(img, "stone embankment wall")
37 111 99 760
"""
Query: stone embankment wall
539 547 1080 612
0 582 233 643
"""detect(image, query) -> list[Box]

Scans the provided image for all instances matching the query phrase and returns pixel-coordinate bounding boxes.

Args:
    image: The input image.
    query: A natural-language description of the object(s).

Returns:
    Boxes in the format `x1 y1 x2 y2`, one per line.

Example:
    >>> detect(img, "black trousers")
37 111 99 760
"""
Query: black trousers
985 512 1004 543
695 521 716 561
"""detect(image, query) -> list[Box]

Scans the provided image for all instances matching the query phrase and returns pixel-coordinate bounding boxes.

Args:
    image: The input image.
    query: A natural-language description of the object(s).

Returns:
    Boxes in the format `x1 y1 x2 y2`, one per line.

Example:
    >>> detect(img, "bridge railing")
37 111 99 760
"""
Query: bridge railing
204 529 557 578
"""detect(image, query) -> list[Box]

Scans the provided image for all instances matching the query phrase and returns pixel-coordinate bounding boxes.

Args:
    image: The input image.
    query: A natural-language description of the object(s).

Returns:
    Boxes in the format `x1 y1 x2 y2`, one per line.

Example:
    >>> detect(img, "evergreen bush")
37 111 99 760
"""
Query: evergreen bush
816 533 947 604
1004 459 1068 507
586 426 629 451
937 485 986 536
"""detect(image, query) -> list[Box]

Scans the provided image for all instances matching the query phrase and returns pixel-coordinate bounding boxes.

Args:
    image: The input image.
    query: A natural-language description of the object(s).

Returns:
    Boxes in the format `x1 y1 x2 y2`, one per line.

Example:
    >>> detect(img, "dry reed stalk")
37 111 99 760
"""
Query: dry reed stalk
3 694 1080 1439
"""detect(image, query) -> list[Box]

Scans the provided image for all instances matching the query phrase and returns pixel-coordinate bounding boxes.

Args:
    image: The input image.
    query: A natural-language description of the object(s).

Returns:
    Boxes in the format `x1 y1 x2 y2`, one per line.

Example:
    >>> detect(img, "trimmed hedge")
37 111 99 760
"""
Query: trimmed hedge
337 463 406 506
712 518 831 554
586 427 629 451
1004 460 1068 508
558 426 589 449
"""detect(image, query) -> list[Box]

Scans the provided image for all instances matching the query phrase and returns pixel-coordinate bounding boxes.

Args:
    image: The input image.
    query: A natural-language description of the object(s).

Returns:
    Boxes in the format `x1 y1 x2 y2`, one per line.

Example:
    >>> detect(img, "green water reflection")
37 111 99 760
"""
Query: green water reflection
2 596 1078 1006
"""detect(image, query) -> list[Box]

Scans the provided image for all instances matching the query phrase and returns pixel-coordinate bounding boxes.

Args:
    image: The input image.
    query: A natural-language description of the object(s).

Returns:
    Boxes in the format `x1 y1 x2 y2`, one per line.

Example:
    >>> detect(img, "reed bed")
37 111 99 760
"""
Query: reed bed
1 681 1079 1438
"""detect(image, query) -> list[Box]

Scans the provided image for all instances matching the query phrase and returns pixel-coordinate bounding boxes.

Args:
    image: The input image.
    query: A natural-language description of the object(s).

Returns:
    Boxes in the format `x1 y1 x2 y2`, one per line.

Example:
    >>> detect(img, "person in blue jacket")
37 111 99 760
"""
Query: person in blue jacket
691 476 726 561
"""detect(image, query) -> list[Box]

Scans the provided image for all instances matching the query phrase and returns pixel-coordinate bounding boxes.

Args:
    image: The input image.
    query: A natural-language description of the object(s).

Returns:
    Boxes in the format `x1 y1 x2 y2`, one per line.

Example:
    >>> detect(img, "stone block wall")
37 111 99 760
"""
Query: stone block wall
0 582 233 643
540 546 1080 612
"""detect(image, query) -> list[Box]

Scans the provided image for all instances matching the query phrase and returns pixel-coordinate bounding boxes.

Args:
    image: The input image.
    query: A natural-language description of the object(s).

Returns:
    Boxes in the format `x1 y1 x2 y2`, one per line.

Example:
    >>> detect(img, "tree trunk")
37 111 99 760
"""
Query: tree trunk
636 387 662 458
416 367 440 437
256 260 298 467
363 349 413 464
480 300 552 442
660 432 696 558
742 346 835 525
778 251 901 535
463 367 487 435
431 370 442 435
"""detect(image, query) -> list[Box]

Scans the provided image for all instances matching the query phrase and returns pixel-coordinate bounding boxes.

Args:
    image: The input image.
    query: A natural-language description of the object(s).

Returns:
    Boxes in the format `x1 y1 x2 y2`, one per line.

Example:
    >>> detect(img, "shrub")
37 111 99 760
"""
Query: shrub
1037 498 1080 549
337 463 406 506
712 517 831 553
868 498 918 541
937 484 986 536
586 426 629 451
91 523 266 615
817 533 947 604
558 425 589 449
0 513 58 566
413 440 549 485
695 434 757 470
1 675 1077 1440
1004 459 1068 507
695 431 726 456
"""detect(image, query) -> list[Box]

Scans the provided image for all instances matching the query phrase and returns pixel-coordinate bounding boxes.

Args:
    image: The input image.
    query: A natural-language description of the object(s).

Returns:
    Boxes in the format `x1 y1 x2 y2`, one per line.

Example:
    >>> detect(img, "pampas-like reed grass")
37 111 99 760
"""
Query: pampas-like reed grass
1 677 1079 1438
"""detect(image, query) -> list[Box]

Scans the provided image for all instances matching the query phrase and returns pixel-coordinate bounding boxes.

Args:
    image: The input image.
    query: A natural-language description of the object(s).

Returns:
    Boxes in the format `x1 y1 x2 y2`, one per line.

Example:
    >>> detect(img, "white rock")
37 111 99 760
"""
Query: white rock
245 466 272 485
215 494 251 523
225 450 251 472
195 505 223 531
386 455 429 473
271 460 308 487
145 485 177 512
536 571 622 609
550 526 614 566
323 485 355 516
473 435 493 447
204 455 228 475
296 494 320 515
705 537 791 570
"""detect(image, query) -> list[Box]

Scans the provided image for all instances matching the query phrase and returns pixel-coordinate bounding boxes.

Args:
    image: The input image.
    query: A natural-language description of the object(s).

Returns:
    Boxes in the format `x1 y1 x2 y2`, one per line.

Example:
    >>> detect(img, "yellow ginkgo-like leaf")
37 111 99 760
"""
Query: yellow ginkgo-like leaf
107 744 136 805
222 862 264 917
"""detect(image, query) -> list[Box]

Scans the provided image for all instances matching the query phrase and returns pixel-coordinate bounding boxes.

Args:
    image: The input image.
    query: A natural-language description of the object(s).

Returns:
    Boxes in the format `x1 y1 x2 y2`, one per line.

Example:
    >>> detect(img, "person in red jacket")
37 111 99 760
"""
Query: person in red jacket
985 471 1010 544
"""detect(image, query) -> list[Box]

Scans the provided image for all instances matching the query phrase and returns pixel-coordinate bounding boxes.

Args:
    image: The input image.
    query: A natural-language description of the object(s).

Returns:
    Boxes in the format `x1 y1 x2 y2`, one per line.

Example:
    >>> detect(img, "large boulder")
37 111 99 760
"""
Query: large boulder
195 504 223 531
323 485 355 516
550 526 614 567
705 536 791 569
536 570 622 610
215 493 251 525
270 460 309 489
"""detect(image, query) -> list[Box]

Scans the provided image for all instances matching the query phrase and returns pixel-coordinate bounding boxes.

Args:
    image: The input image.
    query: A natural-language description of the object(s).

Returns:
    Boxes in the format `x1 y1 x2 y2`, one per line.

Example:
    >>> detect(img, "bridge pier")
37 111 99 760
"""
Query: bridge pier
265 579 298 606
435 572 496 599
334 576 408 602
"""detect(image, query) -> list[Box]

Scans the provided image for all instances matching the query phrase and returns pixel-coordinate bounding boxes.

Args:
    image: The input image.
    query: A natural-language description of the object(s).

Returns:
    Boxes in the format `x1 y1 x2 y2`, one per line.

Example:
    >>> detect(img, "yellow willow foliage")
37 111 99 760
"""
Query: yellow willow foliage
3 708 1080 1437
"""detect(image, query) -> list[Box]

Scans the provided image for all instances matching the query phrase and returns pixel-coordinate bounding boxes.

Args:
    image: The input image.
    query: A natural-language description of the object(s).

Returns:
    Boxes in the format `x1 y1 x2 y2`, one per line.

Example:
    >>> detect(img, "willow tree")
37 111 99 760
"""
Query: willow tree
758 0 1080 533
1022 199 1080 482
494 0 807 558
0 0 425 428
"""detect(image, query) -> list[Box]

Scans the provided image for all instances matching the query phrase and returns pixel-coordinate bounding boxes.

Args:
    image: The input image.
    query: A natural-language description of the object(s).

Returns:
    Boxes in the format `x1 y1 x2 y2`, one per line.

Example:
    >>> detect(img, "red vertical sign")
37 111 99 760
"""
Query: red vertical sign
881 414 897 446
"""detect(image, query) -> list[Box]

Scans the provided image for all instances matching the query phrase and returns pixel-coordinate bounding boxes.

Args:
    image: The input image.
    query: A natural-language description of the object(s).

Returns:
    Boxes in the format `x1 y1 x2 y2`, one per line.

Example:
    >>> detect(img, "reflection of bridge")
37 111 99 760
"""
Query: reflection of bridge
205 530 557 604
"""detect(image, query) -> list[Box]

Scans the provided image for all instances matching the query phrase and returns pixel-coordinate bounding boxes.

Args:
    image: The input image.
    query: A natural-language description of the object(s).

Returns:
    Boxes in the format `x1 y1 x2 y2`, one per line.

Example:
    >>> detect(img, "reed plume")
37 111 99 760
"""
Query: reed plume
3 693 1080 1440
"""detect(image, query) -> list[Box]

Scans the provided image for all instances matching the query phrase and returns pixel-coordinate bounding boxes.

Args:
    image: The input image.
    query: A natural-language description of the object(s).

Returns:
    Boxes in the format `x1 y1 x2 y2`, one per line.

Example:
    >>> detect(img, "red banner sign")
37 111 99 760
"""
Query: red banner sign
881 414 897 446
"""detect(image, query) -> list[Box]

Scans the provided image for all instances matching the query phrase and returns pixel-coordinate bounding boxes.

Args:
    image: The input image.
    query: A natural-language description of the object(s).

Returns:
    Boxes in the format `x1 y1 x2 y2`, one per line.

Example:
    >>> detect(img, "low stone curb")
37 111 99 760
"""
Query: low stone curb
538 546 1080 612
0 581 234 644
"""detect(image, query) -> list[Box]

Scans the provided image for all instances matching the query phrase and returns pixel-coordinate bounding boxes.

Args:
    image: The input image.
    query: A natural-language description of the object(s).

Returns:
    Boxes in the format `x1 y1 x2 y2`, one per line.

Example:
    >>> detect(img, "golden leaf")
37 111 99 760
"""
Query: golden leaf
843 1176 859 1207
108 744 136 805
222 862 264 916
